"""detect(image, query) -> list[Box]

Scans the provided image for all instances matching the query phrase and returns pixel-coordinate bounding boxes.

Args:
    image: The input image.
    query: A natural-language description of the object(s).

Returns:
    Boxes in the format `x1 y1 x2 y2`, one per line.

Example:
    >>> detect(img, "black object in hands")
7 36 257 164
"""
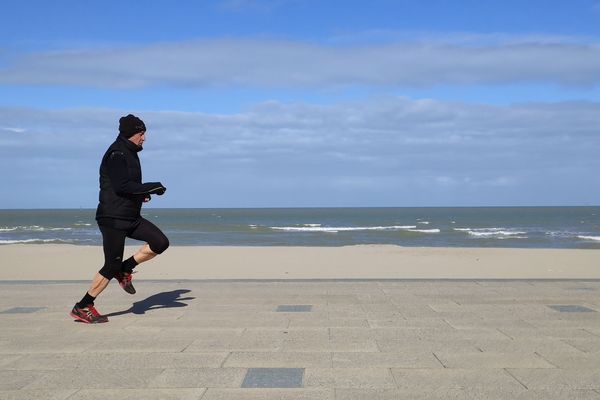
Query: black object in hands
155 186 166 195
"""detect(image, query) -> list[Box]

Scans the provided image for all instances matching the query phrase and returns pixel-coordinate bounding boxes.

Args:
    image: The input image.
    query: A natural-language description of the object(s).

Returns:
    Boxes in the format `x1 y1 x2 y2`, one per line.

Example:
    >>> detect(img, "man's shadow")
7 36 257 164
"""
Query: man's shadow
105 289 195 317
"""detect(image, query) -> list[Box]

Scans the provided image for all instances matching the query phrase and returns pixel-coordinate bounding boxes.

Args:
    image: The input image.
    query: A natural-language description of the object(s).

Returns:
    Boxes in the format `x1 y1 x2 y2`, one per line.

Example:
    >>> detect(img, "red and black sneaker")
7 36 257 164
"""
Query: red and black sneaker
70 304 108 324
114 271 136 294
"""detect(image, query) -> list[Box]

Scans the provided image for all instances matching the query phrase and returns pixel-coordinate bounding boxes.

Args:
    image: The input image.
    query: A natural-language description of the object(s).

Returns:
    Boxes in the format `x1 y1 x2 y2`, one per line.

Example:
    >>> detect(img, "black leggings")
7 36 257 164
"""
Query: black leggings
98 218 169 280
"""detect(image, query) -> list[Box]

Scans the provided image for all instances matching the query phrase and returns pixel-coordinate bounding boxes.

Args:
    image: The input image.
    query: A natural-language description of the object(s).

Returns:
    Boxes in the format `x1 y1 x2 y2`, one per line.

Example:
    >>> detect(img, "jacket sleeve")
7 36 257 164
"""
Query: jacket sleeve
106 151 165 196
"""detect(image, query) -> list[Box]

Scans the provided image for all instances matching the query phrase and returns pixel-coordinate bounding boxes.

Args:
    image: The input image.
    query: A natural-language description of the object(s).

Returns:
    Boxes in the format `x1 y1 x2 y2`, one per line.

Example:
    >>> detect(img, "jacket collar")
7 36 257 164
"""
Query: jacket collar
118 135 143 153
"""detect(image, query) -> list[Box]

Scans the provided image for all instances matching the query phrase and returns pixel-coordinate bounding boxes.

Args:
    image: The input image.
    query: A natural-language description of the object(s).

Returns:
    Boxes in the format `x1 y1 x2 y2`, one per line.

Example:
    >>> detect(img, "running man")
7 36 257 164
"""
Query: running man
70 114 169 323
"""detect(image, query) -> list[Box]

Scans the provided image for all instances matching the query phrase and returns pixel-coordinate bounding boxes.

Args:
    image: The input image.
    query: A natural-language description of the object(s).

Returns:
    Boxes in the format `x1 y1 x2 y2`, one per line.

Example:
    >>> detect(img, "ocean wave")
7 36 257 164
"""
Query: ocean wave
417 221 430 225
454 228 527 238
0 239 79 245
546 231 594 240
0 225 73 232
407 228 441 233
270 225 417 233
578 235 600 242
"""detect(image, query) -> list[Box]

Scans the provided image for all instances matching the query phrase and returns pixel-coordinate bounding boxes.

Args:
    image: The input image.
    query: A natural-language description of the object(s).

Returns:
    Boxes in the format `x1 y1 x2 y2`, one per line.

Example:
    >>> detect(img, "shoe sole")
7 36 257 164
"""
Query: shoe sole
69 311 108 324
120 284 136 294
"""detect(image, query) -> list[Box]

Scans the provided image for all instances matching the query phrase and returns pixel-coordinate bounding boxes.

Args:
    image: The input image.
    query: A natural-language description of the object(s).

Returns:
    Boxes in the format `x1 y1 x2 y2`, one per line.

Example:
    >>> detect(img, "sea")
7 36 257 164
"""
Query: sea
1 207 600 249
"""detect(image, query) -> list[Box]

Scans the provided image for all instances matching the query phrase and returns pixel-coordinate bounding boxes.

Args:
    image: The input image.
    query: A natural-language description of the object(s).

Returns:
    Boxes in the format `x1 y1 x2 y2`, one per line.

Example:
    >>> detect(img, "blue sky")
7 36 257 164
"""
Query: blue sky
1 0 600 208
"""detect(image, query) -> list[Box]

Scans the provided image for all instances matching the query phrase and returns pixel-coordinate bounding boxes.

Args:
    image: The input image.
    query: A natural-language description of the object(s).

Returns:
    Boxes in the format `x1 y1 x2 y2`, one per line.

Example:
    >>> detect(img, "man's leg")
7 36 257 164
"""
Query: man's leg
70 224 126 323
114 218 169 294
127 217 169 268
93 224 127 295
133 243 159 263
87 272 110 297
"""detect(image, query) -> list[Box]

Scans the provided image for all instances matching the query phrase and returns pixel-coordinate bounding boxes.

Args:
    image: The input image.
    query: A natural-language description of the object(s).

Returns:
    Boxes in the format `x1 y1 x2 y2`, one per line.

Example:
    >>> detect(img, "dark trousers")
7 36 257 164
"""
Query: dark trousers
98 217 169 280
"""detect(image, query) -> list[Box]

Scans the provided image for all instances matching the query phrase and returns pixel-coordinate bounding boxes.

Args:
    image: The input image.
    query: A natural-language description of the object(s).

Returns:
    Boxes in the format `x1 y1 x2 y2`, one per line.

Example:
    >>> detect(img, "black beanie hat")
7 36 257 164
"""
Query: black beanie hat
119 114 146 138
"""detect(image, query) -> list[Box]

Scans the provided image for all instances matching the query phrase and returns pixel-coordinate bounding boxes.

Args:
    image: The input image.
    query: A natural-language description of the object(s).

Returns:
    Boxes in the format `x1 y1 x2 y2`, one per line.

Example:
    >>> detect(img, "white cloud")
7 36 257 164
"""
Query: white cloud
0 127 26 133
2 38 600 89
1 97 599 207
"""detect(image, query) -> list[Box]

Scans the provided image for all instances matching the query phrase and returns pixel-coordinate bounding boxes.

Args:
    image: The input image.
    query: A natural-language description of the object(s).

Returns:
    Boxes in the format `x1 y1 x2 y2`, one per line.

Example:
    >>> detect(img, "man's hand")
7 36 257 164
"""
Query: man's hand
144 195 151 202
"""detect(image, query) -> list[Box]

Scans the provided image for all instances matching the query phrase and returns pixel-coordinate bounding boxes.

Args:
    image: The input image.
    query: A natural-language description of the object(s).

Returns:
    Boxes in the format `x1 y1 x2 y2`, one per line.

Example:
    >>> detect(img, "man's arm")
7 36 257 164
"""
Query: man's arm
106 151 166 196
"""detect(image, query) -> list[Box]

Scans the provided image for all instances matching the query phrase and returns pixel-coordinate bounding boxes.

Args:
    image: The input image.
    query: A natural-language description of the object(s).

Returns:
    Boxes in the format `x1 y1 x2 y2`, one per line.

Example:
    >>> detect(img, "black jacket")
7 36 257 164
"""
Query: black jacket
95 136 165 221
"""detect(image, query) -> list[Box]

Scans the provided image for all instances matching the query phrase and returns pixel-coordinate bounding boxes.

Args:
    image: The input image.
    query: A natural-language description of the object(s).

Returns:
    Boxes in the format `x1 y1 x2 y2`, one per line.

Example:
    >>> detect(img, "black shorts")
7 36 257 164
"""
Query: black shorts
97 217 169 280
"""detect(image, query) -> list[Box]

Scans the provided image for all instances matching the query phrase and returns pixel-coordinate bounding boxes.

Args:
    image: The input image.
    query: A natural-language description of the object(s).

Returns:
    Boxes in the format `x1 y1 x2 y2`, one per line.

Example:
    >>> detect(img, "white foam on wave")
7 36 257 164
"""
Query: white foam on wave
578 235 600 242
74 223 92 226
271 225 417 233
0 239 76 244
1 225 73 232
454 228 527 238
407 228 440 233
417 221 430 225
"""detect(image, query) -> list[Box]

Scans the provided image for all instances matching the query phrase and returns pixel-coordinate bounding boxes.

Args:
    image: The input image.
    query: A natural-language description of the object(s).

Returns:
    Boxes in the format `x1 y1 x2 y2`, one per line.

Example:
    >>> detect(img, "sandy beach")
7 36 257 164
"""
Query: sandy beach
1 244 599 280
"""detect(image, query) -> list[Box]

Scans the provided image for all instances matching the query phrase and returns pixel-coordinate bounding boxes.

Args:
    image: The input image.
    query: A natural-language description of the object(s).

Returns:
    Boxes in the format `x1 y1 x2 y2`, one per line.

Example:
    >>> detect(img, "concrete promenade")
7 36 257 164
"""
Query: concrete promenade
1 279 600 399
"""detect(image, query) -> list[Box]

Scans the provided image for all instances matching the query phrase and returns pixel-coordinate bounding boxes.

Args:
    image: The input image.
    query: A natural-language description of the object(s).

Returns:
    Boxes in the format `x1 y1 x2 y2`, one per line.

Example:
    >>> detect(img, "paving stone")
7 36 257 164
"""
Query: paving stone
67 388 206 400
185 336 282 352
536 350 600 369
0 389 78 400
548 305 597 313
334 388 600 400
280 338 378 352
376 339 481 353
524 317 600 329
224 352 332 368
277 305 313 312
153 328 244 340
23 369 165 390
0 355 21 368
508 368 600 390
150 368 247 388
87 338 193 353
475 338 585 353
201 388 335 399
0 307 47 314
0 338 92 354
563 338 600 353
304 368 396 389
371 327 509 341
328 328 377 341
499 327 598 340
241 329 329 342
433 351 556 369
179 318 289 328
332 351 442 368
0 371 48 390
241 368 304 388
4 352 227 370
443 318 536 330
390 368 527 391
288 318 369 328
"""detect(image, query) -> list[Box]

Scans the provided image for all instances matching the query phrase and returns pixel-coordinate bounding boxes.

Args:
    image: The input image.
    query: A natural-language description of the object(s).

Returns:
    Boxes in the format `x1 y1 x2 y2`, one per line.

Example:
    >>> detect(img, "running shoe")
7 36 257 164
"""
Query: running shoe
115 271 136 294
70 304 108 324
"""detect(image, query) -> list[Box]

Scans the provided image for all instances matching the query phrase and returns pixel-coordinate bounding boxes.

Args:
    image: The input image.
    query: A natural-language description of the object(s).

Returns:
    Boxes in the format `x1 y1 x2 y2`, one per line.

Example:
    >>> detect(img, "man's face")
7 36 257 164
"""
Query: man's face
129 131 146 147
